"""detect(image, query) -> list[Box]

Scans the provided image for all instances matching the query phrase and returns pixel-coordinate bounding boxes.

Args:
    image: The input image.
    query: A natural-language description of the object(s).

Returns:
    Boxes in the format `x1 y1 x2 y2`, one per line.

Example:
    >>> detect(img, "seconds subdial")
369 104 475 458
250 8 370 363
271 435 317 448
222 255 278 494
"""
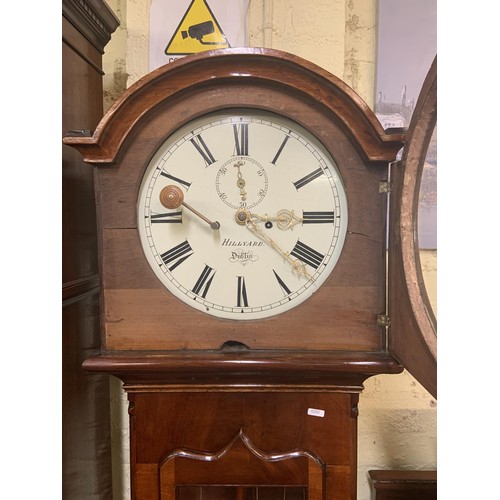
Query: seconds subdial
215 157 268 209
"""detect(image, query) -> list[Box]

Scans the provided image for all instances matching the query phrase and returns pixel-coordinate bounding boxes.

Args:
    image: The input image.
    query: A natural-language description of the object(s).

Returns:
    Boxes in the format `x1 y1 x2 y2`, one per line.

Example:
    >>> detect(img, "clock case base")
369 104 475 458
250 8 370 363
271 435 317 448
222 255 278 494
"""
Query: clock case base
85 350 402 500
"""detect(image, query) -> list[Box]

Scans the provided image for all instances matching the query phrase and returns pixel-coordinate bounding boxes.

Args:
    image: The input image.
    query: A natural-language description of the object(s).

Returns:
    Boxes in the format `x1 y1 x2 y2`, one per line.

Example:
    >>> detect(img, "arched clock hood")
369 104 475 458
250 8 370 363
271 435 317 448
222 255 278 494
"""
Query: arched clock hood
64 48 435 396
64 47 405 164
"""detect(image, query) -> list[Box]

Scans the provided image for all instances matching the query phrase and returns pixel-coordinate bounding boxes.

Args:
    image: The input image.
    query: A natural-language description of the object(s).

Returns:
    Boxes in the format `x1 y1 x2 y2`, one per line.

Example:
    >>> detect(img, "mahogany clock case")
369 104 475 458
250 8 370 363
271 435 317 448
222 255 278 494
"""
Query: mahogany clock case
65 49 405 354
62 47 438 500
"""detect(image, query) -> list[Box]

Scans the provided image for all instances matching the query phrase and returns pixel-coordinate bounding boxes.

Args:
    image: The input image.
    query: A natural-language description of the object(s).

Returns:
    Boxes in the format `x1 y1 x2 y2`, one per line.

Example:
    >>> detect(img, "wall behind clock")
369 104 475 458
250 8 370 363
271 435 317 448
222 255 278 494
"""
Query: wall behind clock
101 1 437 499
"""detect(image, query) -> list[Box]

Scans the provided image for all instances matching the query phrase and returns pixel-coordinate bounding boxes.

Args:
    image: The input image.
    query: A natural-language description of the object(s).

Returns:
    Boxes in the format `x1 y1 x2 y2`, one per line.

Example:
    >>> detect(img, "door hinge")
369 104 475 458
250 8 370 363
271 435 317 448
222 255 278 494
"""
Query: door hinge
379 180 392 193
376 314 391 327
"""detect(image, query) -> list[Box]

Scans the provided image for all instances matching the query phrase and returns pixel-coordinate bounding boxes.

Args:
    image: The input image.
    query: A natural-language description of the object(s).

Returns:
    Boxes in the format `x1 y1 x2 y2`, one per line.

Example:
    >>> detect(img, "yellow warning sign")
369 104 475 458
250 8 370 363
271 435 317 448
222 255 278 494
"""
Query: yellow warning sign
165 0 230 55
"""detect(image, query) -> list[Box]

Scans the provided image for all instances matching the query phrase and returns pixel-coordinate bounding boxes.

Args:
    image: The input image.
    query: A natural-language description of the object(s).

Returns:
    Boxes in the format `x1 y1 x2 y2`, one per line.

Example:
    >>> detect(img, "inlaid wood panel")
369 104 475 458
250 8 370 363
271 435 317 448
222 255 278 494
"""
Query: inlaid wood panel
128 391 359 500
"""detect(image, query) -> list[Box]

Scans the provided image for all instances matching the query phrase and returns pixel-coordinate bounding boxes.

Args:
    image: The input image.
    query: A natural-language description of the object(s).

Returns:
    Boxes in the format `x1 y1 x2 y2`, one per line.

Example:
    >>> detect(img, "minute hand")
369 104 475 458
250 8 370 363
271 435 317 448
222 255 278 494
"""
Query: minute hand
245 216 311 279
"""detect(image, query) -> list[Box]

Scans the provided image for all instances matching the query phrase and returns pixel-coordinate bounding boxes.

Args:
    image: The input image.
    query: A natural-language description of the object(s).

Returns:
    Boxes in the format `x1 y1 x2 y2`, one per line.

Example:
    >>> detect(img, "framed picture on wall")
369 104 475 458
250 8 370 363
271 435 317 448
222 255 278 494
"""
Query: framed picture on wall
375 0 436 249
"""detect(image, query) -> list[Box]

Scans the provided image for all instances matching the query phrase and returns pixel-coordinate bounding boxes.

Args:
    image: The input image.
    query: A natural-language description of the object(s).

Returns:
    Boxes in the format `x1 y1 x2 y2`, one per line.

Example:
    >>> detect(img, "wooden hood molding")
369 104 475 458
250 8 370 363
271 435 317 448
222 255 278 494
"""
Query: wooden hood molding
63 47 405 164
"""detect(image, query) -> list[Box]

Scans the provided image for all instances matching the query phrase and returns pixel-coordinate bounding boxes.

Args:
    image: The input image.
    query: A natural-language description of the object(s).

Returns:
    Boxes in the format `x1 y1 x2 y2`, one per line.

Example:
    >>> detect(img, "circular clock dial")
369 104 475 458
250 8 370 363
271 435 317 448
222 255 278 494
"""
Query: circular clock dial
137 110 348 320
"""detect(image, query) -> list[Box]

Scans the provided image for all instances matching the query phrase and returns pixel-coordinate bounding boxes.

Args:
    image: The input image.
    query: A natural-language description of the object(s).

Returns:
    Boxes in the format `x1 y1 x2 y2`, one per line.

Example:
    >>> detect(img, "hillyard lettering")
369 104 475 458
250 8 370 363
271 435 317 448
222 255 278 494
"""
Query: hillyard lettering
222 238 264 247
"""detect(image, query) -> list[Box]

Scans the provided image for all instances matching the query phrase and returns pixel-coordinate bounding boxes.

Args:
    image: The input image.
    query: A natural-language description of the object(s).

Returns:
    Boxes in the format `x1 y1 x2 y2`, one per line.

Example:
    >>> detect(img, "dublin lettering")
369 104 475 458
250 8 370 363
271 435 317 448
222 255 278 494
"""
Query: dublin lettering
222 238 264 247
229 249 259 265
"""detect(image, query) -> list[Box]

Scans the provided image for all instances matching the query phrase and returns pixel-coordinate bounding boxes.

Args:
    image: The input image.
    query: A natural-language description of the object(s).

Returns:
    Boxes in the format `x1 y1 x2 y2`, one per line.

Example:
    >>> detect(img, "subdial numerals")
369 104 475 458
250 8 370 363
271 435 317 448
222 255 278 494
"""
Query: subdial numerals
216 157 268 209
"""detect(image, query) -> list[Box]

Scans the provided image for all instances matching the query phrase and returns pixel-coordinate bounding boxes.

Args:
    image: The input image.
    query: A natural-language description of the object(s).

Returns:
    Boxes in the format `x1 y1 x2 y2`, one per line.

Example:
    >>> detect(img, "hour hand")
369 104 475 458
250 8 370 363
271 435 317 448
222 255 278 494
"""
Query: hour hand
160 185 220 230
248 209 303 230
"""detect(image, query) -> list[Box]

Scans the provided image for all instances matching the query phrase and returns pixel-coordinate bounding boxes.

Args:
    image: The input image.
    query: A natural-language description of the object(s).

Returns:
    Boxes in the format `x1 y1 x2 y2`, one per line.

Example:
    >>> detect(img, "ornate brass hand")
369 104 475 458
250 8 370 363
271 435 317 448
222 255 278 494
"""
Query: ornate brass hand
236 209 310 278
160 185 220 230
233 160 247 201
247 209 303 230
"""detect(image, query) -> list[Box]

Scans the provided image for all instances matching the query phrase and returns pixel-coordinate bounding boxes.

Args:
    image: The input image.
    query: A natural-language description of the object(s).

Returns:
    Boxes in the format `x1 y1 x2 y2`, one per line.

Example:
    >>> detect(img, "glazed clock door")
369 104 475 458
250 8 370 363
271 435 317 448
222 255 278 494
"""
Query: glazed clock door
388 56 437 398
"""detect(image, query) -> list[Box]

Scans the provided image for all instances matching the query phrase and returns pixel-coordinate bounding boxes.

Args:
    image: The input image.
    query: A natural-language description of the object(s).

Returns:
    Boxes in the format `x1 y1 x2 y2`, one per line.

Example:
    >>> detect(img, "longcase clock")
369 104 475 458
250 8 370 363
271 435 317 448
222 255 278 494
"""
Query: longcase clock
64 48 436 500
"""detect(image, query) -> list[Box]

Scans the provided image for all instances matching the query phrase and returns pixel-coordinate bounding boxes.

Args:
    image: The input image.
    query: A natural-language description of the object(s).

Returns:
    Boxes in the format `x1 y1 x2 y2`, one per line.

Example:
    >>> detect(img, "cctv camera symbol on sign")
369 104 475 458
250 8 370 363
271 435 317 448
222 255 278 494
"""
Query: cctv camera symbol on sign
182 21 227 45
165 0 230 55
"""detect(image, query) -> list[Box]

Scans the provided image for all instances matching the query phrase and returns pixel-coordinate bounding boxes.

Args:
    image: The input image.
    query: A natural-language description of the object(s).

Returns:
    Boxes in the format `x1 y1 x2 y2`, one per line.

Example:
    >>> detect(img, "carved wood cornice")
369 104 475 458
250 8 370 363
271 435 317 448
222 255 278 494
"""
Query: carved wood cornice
62 0 119 54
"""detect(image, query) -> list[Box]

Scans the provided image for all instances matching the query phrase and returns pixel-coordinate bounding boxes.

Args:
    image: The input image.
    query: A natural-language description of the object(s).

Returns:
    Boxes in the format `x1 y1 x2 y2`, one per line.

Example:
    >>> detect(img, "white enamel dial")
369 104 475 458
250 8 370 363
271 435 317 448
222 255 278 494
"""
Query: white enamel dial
137 110 348 320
